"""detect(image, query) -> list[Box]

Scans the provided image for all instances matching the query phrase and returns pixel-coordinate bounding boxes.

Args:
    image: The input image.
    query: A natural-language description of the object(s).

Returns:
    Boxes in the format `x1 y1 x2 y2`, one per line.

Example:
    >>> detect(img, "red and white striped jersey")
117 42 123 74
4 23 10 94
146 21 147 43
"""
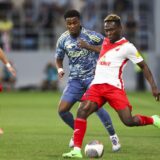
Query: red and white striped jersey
91 37 143 89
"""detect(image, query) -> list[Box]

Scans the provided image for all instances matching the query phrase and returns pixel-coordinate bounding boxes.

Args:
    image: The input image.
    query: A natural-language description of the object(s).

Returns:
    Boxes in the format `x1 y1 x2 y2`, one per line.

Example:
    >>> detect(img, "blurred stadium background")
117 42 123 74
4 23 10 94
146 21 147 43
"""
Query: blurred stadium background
0 0 160 91
1 1 160 160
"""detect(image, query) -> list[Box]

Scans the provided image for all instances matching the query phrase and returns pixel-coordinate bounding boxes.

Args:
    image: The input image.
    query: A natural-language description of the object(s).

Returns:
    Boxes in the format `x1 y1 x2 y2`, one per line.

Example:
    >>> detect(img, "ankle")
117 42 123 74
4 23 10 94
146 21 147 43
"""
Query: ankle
110 134 117 138
74 147 81 152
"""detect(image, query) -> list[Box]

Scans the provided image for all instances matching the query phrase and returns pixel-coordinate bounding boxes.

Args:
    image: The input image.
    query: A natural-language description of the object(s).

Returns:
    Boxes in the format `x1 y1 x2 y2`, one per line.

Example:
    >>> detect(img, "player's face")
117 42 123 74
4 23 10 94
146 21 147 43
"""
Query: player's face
104 21 122 43
66 17 81 37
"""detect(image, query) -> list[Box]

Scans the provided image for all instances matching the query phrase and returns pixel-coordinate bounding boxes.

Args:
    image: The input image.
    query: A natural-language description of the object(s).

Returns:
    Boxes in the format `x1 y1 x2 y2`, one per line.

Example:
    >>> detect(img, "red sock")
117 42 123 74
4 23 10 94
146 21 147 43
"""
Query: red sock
135 114 153 125
74 118 87 148
0 84 3 92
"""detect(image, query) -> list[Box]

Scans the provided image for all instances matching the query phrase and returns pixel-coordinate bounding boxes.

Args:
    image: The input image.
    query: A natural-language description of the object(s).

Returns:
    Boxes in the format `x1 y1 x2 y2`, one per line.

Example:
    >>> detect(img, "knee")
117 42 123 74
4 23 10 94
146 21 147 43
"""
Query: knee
77 105 88 119
58 105 63 114
77 101 97 119
122 116 141 127
58 107 65 114
58 106 68 116
122 119 134 127
58 106 65 117
58 103 70 113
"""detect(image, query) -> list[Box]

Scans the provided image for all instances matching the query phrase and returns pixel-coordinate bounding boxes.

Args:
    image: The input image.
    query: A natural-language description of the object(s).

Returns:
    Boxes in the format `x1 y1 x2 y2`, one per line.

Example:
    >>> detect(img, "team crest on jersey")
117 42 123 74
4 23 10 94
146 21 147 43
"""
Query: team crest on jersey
98 55 111 66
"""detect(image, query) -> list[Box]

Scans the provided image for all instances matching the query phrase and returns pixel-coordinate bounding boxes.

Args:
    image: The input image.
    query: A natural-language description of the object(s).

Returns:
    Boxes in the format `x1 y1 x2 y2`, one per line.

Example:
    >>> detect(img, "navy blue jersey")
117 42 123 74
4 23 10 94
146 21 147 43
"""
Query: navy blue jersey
55 27 104 79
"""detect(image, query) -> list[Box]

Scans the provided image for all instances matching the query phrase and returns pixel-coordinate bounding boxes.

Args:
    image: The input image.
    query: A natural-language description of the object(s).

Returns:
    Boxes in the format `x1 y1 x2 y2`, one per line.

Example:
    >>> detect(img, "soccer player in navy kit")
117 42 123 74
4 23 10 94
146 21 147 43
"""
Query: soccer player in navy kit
55 10 121 153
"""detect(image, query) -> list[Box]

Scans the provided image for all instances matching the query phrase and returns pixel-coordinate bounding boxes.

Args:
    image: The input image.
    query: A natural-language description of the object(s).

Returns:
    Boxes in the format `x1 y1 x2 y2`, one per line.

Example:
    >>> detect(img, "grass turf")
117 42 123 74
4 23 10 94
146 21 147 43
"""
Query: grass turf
0 91 159 160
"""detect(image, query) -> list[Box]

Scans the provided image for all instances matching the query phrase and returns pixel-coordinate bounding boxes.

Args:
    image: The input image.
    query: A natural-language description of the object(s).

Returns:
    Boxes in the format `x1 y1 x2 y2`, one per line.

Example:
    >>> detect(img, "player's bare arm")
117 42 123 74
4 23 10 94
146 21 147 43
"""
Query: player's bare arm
55 58 65 78
77 38 101 53
0 48 16 77
0 48 8 64
137 60 160 101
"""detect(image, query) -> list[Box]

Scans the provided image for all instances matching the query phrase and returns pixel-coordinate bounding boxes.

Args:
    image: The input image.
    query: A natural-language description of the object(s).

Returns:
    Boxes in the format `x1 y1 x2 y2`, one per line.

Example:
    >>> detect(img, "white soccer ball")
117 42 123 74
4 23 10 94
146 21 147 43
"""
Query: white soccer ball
84 140 104 158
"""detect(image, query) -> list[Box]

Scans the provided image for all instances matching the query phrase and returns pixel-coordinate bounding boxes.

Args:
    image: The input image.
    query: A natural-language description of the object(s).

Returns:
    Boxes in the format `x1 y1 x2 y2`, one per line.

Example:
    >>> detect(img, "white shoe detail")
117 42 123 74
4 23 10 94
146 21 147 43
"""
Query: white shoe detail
110 134 121 152
69 137 74 148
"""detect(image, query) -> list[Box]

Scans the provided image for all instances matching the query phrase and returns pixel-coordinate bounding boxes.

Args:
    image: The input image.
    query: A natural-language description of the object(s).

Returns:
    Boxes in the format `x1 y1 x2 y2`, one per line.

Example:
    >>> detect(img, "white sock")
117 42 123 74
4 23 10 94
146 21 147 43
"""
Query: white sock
74 147 81 151
110 134 117 138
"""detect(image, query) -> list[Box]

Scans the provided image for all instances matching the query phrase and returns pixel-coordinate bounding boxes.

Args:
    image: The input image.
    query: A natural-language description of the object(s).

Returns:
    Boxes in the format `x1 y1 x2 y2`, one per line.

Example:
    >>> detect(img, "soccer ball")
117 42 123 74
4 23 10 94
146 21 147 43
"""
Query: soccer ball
84 140 104 158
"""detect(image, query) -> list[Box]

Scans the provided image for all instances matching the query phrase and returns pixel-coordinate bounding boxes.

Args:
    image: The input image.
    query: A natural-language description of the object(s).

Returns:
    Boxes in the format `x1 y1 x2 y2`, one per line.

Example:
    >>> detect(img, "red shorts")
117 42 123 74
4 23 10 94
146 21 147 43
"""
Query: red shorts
81 83 132 111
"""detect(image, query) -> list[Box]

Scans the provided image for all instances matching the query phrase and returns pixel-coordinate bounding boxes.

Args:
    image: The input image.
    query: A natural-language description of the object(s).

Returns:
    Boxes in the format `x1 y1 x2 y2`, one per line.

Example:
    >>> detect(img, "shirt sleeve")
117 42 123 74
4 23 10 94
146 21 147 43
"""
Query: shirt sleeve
55 37 65 59
126 43 143 64
89 31 104 45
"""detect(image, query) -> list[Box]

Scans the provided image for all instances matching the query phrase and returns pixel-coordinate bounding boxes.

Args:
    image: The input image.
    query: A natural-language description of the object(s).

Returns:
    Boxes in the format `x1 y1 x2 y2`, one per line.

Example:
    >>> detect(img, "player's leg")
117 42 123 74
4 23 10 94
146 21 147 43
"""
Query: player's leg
117 106 160 128
117 106 156 127
84 78 120 151
96 108 121 151
96 108 115 135
62 100 97 158
58 100 76 148
58 100 75 129
58 79 84 129
106 85 159 127
58 79 86 148
63 84 107 158
107 86 160 127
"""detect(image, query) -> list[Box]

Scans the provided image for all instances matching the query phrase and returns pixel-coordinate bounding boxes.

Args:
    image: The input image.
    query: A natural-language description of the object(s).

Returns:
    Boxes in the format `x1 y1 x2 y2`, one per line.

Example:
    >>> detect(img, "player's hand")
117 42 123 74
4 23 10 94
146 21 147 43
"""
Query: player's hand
58 68 65 78
77 38 89 49
6 64 16 77
152 88 160 101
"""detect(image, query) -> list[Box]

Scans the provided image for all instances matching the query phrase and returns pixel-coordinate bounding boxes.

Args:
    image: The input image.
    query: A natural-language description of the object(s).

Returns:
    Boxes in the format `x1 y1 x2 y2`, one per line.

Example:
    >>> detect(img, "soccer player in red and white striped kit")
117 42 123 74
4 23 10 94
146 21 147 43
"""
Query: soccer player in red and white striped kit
63 13 160 158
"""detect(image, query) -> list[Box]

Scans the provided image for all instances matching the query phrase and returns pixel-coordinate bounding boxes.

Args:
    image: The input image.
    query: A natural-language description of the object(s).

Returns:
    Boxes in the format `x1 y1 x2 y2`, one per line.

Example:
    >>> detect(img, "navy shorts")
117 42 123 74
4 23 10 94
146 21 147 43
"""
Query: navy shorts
61 78 93 103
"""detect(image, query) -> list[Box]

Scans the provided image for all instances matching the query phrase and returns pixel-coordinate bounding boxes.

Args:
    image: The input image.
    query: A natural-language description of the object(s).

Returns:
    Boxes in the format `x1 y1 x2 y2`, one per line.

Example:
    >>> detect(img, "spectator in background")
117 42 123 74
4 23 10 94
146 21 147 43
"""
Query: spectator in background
51 0 71 14
22 0 38 50
82 2 99 31
71 0 85 12
37 2 55 49
10 4 22 50
41 62 58 91
125 13 137 45
0 12 13 53
113 0 133 16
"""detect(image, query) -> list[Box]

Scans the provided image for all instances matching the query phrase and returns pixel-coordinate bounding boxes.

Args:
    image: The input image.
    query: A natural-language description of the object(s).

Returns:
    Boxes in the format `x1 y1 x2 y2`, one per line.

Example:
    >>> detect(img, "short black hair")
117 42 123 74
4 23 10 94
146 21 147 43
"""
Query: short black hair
64 10 80 20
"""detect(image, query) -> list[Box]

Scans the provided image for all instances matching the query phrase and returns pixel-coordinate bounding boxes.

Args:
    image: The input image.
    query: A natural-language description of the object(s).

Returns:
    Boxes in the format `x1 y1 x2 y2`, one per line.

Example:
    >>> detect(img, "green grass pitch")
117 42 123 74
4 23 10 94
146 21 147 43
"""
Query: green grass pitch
0 91 160 160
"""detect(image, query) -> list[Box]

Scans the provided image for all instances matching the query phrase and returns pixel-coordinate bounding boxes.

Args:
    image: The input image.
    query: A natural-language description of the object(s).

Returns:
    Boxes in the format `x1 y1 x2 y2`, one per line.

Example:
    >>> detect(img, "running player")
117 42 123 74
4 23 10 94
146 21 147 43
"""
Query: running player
55 10 121 152
63 14 160 158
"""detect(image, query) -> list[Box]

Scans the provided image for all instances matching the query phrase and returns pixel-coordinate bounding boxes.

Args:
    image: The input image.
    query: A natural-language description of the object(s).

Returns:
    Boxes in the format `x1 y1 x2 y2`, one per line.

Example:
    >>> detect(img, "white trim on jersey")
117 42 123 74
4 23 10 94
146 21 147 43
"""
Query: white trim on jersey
91 40 143 89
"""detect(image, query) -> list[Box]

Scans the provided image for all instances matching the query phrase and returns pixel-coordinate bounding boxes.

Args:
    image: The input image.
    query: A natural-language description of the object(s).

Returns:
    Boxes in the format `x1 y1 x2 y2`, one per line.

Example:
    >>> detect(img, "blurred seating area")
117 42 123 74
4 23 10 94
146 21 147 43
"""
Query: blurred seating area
0 0 154 52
